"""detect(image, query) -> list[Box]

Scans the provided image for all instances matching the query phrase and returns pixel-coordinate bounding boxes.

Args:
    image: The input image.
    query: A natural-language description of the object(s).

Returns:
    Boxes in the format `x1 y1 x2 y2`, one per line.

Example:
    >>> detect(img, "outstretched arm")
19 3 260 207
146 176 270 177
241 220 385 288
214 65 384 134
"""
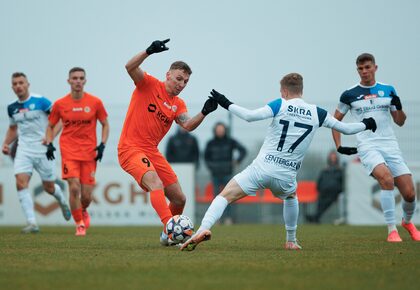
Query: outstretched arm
177 112 206 132
229 104 273 122
332 110 345 146
125 39 170 85
324 113 376 135
176 98 218 132
209 89 273 122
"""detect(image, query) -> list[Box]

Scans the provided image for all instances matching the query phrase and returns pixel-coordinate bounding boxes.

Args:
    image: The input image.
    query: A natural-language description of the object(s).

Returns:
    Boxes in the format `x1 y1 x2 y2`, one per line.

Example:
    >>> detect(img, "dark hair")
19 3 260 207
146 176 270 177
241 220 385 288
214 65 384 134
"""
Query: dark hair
213 122 228 136
69 67 86 76
280 73 303 94
356 53 375 65
169 61 192 75
12 72 27 79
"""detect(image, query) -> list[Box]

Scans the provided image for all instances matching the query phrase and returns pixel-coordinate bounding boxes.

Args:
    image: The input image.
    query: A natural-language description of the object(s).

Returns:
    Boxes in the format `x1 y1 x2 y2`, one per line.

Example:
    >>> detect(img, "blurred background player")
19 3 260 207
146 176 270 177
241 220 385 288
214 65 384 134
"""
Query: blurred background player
165 126 200 169
204 122 247 224
118 39 218 246
306 150 344 224
45 67 109 236
333 53 420 242
181 73 377 251
2 72 70 233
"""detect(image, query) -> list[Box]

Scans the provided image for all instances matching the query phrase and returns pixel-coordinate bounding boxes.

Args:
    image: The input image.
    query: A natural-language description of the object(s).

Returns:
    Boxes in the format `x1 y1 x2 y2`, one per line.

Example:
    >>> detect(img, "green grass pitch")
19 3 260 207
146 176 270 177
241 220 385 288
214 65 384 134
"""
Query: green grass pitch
0 225 419 290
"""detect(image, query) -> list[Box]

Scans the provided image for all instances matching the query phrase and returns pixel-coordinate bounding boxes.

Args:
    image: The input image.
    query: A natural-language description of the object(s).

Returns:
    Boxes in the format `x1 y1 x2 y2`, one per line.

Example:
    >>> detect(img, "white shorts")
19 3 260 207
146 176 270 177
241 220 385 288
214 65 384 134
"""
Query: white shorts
358 147 411 177
233 164 297 200
14 150 56 181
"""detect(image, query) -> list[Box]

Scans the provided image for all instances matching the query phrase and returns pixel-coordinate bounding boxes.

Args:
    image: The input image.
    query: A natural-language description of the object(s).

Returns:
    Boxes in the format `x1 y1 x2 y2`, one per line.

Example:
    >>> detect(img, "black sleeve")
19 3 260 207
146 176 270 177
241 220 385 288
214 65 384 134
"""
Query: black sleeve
339 91 351 105
316 107 328 127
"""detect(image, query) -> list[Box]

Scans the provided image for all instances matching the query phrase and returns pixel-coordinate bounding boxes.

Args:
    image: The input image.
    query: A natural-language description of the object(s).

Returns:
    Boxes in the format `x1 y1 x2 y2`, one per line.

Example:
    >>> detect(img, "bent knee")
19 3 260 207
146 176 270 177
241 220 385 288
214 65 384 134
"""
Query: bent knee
377 175 394 189
143 174 164 191
401 187 416 202
176 194 186 206
43 183 55 194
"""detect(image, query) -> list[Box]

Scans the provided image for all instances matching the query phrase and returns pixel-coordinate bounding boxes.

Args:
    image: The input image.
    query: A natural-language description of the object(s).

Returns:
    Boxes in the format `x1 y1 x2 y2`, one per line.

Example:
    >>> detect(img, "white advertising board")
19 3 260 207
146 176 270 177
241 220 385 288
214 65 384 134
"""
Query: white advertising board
346 162 420 225
0 164 195 226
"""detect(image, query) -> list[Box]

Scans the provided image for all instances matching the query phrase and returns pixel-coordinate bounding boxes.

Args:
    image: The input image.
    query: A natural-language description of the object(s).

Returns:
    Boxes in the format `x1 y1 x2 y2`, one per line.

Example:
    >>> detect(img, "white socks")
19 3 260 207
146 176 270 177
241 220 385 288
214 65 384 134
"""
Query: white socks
380 190 396 233
17 189 36 225
198 195 228 232
52 184 66 204
402 199 416 223
284 197 299 242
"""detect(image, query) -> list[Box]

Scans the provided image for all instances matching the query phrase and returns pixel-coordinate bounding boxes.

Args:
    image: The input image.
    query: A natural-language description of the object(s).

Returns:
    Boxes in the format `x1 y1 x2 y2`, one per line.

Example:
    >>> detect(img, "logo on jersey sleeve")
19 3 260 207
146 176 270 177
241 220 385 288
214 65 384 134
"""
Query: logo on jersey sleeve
163 102 178 112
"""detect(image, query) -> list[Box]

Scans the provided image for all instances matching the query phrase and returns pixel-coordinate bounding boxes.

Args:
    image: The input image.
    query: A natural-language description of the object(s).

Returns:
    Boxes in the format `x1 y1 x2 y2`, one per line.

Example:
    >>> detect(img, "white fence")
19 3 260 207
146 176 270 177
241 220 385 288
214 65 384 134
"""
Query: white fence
0 164 195 226
346 162 420 225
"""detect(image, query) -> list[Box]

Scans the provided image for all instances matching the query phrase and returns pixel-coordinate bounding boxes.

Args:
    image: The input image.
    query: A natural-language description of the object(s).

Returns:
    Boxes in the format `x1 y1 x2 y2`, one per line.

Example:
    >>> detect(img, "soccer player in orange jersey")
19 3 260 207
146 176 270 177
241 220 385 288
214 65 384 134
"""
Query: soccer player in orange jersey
119 39 218 245
45 67 110 236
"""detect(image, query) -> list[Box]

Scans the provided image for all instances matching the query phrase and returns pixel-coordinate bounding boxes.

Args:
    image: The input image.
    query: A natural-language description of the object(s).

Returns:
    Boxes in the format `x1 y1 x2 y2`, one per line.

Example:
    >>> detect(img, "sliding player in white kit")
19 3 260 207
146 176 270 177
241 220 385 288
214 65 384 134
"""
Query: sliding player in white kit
181 73 377 251
2 72 71 233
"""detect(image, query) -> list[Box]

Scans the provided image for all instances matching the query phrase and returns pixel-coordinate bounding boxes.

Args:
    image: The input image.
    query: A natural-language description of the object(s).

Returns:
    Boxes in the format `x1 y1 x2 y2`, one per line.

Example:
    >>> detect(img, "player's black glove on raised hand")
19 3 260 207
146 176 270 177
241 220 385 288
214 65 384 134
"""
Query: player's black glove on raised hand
390 92 402 110
46 143 56 160
95 142 105 162
146 39 170 55
201 98 218 116
361 117 377 132
209 89 233 110
337 146 358 155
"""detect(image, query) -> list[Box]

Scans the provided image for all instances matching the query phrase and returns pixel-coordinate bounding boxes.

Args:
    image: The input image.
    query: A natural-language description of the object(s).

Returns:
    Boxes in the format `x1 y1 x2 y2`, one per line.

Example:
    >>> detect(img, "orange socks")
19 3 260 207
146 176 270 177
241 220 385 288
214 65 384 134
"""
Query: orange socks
71 208 83 224
169 202 184 216
150 189 172 225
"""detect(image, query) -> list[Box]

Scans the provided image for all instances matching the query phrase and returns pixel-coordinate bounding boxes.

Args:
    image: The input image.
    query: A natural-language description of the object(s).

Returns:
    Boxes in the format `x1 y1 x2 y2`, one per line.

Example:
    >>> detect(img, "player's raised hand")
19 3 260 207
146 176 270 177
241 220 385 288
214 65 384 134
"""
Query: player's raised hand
201 98 218 116
390 92 402 110
146 39 170 55
337 146 357 155
46 143 56 160
361 117 377 132
95 142 106 162
209 89 233 110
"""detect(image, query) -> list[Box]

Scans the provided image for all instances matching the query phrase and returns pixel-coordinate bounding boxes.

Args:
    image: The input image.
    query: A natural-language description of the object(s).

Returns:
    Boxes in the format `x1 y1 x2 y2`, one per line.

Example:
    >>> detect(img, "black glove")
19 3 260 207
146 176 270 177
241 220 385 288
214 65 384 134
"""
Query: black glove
209 89 233 110
201 98 218 116
146 39 170 55
95 142 105 162
337 146 358 155
361 117 377 132
390 92 402 110
46 143 56 160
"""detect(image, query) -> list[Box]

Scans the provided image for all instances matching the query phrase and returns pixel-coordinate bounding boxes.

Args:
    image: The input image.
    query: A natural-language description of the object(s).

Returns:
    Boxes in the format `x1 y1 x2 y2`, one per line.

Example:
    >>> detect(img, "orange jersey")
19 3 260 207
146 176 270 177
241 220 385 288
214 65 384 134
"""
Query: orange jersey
49 92 108 161
118 73 187 151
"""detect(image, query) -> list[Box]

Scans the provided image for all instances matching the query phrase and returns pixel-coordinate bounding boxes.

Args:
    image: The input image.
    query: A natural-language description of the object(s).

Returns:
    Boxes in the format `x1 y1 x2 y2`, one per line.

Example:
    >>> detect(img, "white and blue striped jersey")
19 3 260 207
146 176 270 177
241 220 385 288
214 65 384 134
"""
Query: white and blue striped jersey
229 97 364 181
337 82 398 149
7 94 52 155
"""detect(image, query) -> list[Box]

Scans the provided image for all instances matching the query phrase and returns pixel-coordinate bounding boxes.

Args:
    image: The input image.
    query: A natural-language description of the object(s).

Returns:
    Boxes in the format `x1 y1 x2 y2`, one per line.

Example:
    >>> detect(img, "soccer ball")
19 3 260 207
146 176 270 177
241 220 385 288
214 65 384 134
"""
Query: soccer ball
166 215 194 244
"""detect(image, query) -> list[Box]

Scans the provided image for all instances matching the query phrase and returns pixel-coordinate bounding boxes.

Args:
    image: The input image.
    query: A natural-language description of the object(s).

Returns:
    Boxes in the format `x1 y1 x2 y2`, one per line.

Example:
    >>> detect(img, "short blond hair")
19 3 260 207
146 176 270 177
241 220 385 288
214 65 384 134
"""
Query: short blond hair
169 61 192 75
280 73 303 94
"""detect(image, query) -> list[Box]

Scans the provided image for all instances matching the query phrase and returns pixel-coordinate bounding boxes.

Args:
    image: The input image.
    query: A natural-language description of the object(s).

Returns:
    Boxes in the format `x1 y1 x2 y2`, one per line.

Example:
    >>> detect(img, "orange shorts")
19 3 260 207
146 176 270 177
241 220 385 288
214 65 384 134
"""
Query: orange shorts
62 159 97 185
118 148 178 190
